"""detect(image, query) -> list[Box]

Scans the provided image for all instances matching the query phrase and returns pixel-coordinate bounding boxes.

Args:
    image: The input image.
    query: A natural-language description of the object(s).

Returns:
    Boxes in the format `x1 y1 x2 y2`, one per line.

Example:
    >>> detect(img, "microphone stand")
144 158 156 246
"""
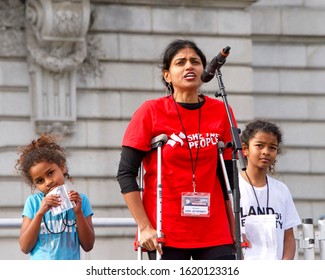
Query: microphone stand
214 68 246 260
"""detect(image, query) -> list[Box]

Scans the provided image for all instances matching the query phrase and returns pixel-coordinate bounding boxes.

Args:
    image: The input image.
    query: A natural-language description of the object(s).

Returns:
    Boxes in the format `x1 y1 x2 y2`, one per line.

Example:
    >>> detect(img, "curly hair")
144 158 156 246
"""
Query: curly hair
15 134 69 187
240 119 284 174
240 119 283 153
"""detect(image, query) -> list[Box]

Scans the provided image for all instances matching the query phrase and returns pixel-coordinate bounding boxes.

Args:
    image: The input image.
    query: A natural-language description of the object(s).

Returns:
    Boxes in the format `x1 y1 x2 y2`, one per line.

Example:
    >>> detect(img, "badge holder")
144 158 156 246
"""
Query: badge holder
134 134 167 260
181 192 210 217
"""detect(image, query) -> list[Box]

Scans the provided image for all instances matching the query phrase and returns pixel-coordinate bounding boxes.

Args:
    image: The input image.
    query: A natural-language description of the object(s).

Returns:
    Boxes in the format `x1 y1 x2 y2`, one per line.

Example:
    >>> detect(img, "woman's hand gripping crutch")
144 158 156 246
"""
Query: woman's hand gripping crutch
136 134 168 260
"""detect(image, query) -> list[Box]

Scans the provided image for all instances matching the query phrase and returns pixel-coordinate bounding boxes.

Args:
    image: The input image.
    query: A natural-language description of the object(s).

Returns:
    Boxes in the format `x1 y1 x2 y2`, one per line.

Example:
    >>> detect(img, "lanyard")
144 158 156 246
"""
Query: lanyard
245 171 269 210
43 212 77 234
173 96 201 193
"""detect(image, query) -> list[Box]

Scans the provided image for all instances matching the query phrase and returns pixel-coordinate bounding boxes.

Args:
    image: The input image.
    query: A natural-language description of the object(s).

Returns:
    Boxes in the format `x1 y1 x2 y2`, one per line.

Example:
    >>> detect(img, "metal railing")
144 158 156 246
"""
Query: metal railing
294 218 325 260
1 217 325 260
0 217 136 228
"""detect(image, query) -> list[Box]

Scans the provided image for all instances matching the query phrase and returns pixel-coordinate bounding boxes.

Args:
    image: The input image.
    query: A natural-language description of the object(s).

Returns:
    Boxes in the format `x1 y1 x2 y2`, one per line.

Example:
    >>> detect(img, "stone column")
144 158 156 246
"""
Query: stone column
25 0 91 135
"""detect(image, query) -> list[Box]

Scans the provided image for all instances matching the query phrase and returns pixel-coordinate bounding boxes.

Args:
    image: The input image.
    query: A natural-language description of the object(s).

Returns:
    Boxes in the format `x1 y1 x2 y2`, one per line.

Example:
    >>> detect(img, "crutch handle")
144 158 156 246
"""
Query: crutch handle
134 241 144 251
134 238 166 251
241 241 249 248
156 237 165 244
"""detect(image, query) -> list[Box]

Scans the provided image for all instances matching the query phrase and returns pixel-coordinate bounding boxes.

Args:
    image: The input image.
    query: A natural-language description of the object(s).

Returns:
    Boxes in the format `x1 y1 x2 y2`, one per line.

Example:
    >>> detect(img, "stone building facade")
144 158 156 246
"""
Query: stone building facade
0 0 324 259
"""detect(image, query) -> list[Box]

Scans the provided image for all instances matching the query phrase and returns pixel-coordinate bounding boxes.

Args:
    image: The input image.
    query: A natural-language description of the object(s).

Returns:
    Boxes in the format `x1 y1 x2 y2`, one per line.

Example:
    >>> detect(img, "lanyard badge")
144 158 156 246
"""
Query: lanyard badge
181 192 210 217
173 97 210 217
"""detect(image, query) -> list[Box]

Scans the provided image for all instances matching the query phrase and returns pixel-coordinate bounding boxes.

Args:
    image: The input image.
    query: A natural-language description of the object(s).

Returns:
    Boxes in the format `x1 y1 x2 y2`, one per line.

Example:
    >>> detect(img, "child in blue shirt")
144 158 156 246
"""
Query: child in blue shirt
16 134 95 260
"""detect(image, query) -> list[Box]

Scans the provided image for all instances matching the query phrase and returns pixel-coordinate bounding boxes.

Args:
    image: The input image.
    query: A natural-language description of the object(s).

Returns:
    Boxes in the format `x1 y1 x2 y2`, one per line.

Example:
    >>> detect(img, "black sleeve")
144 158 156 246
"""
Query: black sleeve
117 146 146 194
217 159 234 201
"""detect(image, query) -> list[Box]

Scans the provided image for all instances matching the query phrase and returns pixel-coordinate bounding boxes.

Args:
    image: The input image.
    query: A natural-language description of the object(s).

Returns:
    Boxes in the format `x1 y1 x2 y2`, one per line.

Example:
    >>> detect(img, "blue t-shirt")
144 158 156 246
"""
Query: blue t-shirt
22 192 93 260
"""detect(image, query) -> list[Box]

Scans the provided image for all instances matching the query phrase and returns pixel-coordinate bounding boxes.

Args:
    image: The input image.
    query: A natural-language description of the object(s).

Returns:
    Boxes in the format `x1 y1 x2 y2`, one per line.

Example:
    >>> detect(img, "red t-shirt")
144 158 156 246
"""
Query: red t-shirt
123 95 235 248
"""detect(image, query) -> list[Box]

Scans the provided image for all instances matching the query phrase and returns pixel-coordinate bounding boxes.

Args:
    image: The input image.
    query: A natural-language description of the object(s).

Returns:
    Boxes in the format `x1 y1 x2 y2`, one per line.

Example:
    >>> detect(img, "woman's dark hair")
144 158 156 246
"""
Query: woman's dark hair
240 119 283 155
160 39 207 91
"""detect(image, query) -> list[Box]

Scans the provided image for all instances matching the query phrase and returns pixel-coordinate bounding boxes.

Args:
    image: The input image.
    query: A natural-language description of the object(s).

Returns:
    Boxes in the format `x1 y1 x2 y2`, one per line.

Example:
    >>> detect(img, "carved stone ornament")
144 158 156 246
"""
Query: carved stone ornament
25 0 91 135
0 0 26 57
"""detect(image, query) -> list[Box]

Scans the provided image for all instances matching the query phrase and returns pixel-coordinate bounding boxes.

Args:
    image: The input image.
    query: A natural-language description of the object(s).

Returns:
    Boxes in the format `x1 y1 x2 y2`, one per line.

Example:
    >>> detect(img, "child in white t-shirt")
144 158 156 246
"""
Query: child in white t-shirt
239 119 301 260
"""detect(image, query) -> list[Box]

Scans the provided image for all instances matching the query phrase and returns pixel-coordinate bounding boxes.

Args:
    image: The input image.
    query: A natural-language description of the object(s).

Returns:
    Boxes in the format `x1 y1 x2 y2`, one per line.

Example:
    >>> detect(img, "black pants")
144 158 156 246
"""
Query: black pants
147 244 236 260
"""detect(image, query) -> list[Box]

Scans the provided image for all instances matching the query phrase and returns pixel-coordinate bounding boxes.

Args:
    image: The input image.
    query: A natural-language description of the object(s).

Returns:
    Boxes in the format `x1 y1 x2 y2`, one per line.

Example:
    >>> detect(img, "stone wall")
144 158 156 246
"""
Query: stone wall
0 0 324 260
250 0 325 223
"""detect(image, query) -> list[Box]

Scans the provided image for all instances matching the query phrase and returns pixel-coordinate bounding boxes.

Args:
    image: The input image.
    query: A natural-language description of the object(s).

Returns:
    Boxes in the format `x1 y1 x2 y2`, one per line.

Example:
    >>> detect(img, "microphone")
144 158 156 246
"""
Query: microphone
201 46 231 83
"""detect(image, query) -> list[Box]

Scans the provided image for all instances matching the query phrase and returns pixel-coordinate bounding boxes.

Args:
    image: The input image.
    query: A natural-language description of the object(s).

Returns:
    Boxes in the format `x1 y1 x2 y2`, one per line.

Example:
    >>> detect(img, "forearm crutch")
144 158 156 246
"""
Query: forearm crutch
136 134 168 260
218 141 234 210
137 161 145 260
151 134 167 260
218 141 249 252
